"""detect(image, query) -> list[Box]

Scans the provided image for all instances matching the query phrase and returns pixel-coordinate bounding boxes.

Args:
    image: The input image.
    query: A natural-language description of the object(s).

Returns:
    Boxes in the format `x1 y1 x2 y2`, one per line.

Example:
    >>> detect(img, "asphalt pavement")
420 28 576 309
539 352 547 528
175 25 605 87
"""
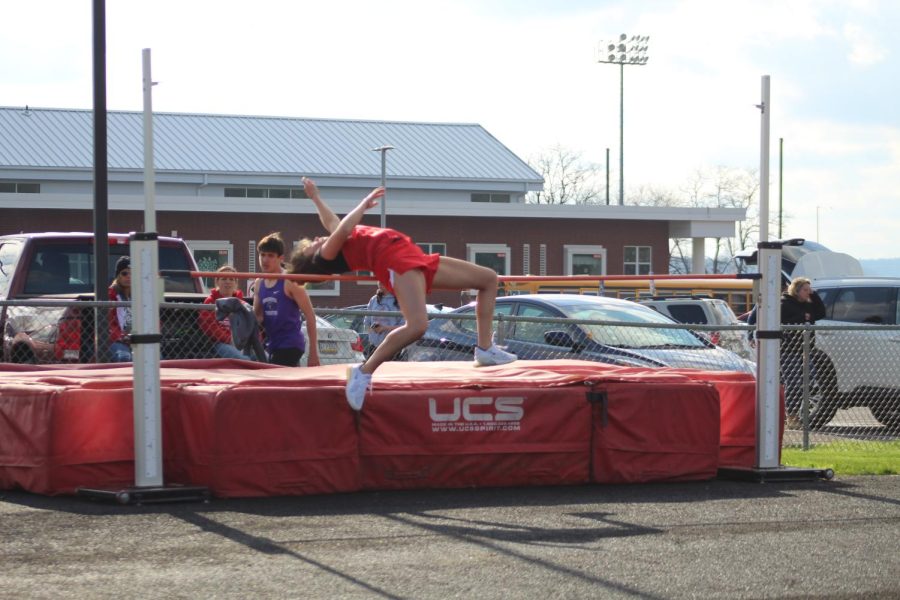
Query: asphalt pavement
2 476 899 599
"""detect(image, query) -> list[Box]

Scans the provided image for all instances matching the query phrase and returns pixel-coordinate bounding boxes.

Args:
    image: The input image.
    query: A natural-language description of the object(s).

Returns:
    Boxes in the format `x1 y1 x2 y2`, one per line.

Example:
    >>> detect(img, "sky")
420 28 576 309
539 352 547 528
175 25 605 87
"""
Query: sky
2 0 898 259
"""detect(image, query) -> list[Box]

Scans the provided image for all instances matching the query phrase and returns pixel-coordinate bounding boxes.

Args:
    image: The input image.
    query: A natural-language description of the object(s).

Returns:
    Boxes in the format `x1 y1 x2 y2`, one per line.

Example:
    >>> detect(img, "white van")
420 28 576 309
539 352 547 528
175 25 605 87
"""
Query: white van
809 277 900 429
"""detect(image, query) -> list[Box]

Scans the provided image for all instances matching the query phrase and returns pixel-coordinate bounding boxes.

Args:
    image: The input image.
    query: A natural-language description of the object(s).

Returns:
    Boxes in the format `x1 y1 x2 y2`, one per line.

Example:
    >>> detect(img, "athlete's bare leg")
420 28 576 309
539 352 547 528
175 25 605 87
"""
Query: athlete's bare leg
431 256 498 350
359 269 430 375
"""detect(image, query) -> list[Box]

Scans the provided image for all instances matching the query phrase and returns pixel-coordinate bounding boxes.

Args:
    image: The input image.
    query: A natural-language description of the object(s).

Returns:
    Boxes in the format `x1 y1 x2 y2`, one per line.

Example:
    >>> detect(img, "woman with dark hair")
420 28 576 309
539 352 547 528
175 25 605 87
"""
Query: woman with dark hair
289 177 516 411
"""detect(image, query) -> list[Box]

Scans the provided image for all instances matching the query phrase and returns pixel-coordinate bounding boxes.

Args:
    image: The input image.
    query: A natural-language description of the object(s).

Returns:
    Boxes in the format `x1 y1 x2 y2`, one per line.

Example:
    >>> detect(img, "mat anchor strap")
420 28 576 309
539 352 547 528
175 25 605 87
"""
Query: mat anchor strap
586 391 608 428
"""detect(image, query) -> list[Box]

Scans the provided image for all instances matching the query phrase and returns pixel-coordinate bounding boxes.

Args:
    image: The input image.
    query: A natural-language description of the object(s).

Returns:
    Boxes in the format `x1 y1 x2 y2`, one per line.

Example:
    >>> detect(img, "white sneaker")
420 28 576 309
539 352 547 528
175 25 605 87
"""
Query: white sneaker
346 365 372 411
474 344 517 367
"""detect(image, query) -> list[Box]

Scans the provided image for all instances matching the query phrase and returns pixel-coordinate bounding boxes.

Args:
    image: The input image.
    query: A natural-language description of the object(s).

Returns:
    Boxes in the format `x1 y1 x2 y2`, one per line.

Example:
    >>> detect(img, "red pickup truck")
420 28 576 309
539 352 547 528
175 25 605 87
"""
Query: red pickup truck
0 232 208 364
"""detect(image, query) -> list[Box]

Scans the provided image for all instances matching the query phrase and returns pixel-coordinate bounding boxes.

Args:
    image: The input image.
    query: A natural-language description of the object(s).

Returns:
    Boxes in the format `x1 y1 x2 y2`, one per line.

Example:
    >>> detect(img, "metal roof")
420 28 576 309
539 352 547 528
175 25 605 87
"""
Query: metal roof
0 106 541 182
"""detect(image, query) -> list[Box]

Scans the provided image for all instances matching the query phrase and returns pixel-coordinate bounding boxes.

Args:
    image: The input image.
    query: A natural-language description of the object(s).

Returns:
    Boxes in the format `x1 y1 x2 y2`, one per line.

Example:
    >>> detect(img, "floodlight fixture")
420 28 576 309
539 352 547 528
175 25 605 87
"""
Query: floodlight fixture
596 33 650 205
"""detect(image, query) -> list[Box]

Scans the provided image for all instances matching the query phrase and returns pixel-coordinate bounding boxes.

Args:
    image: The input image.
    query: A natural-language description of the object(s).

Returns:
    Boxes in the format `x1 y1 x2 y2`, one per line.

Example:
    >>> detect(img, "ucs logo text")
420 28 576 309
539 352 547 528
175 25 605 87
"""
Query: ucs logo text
429 396 524 433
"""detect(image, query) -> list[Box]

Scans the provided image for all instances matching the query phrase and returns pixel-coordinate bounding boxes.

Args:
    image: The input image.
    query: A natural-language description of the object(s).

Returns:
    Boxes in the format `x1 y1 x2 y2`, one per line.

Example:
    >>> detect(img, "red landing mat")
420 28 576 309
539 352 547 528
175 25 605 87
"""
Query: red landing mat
663 369 783 469
0 360 771 497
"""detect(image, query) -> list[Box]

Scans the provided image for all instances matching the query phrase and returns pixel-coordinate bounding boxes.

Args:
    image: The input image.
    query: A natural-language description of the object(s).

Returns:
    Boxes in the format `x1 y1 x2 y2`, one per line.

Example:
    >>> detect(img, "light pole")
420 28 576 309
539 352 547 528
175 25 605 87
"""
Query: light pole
597 33 650 206
371 145 394 228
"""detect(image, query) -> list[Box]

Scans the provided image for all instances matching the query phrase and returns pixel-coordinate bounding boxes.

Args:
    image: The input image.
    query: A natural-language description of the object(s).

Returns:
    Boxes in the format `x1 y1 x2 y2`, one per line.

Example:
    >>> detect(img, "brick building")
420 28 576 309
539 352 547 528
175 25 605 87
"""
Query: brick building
0 106 744 308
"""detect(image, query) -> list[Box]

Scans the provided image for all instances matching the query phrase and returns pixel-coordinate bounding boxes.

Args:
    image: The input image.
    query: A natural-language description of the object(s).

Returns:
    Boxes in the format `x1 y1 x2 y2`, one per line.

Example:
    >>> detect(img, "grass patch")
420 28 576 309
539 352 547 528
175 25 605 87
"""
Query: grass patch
782 440 900 475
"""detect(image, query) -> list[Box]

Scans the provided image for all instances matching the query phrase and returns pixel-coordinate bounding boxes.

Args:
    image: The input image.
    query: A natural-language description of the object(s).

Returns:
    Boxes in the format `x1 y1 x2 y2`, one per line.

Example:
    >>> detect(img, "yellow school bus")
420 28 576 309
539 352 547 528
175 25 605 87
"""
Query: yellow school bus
498 275 756 316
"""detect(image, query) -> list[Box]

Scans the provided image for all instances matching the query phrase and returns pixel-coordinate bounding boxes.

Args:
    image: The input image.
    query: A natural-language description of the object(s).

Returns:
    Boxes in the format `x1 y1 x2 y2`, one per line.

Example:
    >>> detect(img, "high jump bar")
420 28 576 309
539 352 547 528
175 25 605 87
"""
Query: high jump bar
160 270 759 283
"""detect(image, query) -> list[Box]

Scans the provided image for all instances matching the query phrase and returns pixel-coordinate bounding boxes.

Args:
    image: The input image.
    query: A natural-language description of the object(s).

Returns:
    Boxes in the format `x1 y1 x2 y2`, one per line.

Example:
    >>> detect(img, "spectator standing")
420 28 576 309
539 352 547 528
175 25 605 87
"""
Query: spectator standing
199 265 253 360
780 276 827 419
253 233 319 367
363 282 405 359
108 255 133 362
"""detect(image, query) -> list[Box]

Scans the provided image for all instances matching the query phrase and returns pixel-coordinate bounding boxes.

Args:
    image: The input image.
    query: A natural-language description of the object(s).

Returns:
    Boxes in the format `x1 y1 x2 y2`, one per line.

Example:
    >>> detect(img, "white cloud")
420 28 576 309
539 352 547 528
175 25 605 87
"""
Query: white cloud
843 23 887 66
2 0 898 259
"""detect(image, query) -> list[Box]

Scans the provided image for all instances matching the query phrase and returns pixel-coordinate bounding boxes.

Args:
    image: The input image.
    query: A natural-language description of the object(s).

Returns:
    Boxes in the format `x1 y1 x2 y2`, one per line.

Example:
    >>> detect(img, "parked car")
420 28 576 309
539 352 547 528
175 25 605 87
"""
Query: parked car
322 303 451 358
300 315 365 366
801 277 900 429
637 297 755 361
405 294 754 373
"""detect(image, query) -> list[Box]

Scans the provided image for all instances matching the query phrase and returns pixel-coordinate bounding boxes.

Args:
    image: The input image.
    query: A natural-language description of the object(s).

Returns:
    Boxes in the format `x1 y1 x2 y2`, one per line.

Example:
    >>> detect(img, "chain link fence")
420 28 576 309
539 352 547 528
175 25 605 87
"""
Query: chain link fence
1 299 215 364
3 299 899 449
778 323 900 448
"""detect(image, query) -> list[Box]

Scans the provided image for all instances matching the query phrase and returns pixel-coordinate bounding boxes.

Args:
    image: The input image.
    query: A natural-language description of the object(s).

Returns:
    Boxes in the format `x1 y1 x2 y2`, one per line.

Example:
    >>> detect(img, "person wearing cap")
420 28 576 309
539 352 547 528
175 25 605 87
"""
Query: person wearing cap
108 255 133 362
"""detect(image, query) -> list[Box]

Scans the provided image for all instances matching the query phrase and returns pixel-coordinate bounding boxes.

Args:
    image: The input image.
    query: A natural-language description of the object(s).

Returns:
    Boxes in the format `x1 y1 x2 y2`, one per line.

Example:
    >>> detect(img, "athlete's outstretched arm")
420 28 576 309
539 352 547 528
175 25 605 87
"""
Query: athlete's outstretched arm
319 186 384 260
302 177 341 233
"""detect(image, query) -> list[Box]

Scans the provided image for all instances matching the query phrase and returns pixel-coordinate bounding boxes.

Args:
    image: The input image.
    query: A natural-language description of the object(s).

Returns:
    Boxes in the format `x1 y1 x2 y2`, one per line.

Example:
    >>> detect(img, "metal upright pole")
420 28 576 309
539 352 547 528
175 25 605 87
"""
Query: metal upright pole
719 75 832 482
131 48 163 489
78 46 210 505
756 75 781 470
759 76 770 243
142 49 156 233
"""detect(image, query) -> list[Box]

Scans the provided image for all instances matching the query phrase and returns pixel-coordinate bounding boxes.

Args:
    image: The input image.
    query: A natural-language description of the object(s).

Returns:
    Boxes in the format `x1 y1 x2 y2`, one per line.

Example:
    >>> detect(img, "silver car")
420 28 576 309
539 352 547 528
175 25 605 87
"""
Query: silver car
406 294 754 373
300 316 365 366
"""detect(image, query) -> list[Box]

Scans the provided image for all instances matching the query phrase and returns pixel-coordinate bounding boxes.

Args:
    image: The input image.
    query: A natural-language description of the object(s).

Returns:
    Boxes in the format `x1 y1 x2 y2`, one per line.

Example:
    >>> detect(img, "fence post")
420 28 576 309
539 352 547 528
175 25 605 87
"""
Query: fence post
802 327 811 450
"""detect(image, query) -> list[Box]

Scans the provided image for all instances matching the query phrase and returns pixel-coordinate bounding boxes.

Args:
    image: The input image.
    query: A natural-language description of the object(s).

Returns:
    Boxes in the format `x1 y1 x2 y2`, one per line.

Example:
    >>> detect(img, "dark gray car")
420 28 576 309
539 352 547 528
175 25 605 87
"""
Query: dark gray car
406 294 754 373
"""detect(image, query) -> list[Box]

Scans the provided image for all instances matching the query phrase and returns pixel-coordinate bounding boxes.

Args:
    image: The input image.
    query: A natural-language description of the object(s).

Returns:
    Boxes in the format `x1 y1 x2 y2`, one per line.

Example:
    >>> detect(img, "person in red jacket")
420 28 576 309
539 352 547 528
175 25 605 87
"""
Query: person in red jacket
199 265 252 359
108 255 133 362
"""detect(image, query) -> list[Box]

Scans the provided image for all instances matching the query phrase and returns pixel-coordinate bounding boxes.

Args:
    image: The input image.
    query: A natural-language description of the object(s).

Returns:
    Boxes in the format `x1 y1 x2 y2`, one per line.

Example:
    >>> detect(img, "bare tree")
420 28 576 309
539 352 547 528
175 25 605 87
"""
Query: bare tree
631 184 684 208
662 166 764 273
526 145 605 205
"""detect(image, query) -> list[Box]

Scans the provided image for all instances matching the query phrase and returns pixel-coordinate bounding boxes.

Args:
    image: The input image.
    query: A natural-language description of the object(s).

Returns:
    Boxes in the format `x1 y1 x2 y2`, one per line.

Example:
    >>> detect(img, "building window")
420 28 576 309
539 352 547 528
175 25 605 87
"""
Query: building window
224 187 307 199
624 245 652 275
471 193 511 203
416 243 447 256
0 181 40 193
564 245 606 276
305 279 340 296
522 244 531 275
186 240 234 291
467 244 510 275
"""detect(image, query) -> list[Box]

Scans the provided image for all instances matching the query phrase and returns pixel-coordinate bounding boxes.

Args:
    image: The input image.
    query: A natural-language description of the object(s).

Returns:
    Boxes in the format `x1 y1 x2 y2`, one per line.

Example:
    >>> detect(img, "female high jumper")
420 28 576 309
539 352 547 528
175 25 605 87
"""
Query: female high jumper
289 177 517 410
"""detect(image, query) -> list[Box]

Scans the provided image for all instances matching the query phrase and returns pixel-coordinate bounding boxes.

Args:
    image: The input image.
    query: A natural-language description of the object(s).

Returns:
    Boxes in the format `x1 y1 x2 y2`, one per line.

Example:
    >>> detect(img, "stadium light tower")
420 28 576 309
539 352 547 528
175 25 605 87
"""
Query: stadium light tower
597 33 650 206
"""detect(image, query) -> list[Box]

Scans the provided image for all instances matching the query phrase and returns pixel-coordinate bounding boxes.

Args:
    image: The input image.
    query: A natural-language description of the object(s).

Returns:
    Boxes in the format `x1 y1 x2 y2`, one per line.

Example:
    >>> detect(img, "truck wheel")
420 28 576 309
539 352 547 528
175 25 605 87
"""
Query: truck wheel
869 395 900 432
807 352 839 430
